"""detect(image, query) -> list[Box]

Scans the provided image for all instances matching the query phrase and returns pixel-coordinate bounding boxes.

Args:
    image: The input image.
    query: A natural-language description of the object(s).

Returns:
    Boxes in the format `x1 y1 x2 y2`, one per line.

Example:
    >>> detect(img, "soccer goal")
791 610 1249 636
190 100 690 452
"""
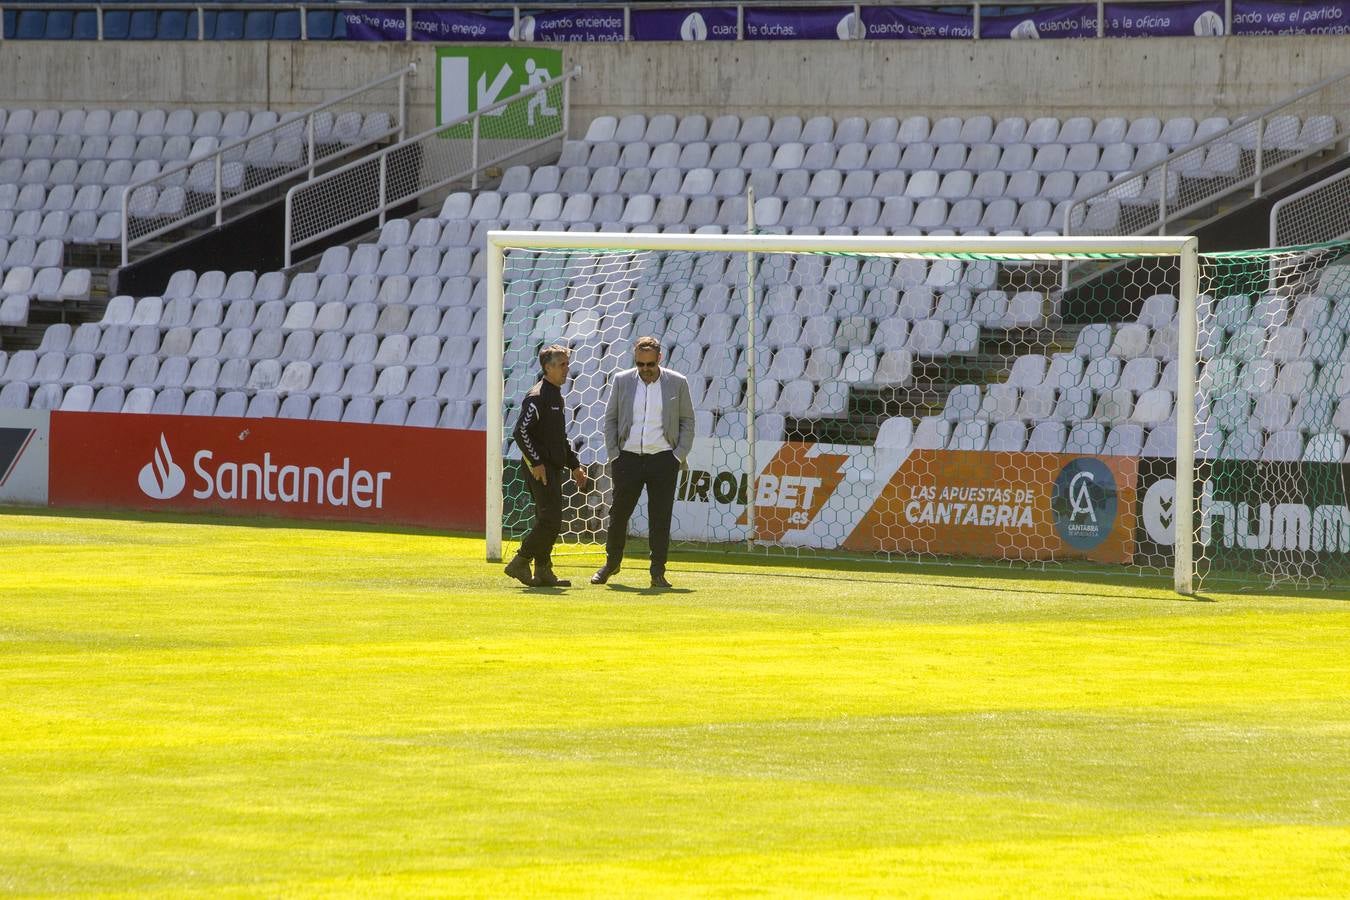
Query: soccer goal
482 229 1350 594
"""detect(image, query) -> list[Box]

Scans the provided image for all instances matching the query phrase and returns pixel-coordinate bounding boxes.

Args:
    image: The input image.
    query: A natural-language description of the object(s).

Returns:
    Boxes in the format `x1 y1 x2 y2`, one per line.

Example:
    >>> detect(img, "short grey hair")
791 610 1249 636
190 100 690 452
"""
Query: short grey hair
538 344 569 370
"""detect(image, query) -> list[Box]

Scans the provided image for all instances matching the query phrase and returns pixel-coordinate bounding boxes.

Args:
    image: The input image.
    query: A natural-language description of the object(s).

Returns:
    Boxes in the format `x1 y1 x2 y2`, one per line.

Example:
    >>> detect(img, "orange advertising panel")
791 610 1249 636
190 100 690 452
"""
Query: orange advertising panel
49 412 484 531
843 450 1139 563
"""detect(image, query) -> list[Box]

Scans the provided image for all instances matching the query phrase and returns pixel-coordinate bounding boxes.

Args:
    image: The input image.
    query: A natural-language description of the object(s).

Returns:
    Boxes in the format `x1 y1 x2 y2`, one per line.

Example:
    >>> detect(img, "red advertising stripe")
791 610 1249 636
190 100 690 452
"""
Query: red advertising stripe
49 412 485 531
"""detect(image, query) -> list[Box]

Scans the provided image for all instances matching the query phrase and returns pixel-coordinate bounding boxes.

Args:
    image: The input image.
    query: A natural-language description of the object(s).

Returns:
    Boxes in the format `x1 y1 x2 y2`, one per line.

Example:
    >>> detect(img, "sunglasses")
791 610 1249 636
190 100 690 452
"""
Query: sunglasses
635 361 660 369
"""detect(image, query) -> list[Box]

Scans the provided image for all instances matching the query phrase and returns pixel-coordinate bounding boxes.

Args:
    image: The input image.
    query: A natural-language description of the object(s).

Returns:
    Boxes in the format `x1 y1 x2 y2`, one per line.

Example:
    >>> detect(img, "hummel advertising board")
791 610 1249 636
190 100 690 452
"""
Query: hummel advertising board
1134 457 1350 568
48 412 484 531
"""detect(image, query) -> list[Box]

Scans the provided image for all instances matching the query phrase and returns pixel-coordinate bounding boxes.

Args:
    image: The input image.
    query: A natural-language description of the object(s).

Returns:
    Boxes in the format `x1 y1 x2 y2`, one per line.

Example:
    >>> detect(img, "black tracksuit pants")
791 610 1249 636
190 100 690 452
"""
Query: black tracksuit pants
519 466 564 568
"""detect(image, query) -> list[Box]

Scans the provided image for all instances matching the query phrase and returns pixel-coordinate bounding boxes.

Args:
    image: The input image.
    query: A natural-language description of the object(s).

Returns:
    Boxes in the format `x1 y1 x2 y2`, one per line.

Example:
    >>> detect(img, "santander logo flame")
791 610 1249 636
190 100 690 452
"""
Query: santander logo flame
138 433 187 500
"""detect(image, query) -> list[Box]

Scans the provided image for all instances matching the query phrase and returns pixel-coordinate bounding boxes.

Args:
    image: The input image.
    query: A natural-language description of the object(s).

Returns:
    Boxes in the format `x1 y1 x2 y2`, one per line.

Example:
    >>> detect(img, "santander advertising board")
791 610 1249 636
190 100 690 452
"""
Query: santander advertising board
50 412 484 530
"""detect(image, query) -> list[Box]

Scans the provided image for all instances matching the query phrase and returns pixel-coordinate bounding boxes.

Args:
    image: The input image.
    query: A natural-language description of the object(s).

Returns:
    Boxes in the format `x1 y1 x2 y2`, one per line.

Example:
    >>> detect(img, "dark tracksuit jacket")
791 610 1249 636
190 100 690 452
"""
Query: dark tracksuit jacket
511 378 579 564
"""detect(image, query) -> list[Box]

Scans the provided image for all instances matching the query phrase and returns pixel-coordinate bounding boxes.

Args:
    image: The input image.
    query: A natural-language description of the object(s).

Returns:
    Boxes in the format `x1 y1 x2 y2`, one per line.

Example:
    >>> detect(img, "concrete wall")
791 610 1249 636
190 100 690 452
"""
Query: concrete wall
0 36 1343 135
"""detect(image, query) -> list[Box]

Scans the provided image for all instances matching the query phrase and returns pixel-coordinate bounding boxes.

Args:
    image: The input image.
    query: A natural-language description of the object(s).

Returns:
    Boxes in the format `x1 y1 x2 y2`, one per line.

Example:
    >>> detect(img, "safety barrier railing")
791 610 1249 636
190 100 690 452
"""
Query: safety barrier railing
120 63 415 266
1064 67 1350 239
283 65 579 268
1270 167 1350 248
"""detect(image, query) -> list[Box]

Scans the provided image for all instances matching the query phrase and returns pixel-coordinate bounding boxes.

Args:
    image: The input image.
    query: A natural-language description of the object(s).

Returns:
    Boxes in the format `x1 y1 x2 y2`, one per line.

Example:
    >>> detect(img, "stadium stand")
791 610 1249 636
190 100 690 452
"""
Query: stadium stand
0 103 1346 464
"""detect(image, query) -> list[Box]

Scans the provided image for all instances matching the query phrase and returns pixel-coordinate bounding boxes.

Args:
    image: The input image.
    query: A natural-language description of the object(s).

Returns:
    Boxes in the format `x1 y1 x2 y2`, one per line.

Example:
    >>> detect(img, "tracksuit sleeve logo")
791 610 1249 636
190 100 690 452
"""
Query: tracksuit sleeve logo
138 433 186 500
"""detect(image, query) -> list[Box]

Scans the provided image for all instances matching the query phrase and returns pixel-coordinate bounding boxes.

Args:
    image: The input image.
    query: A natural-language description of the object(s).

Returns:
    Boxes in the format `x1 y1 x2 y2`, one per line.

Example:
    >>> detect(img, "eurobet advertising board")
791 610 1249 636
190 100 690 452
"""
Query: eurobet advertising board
436 46 564 137
48 413 485 531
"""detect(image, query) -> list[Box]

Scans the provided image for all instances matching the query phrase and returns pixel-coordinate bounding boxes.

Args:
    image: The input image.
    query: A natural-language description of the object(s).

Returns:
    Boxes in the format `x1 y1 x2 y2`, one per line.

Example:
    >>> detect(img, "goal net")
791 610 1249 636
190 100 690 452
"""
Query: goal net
1189 240 1350 590
484 230 1350 594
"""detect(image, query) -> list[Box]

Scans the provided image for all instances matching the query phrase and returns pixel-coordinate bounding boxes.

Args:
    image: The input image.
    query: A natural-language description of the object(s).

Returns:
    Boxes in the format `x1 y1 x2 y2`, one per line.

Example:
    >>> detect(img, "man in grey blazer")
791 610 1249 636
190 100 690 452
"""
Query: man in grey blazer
591 335 696 589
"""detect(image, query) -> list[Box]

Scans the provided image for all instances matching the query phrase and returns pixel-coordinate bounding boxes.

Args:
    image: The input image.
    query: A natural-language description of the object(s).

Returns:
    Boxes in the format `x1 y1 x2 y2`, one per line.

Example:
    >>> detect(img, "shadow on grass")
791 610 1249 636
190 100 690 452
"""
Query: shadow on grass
0 503 475 541
12 506 1343 603
601 583 696 595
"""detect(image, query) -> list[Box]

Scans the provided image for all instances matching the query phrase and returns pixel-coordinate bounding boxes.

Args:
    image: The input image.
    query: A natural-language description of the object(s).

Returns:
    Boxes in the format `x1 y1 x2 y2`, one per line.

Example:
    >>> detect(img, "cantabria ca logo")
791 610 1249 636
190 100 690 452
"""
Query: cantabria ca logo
1052 457 1118 549
139 433 187 500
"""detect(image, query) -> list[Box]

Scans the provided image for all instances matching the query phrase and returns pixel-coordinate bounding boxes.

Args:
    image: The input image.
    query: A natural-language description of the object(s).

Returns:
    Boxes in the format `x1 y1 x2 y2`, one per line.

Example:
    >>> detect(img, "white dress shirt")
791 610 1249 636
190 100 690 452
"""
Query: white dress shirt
622 376 672 454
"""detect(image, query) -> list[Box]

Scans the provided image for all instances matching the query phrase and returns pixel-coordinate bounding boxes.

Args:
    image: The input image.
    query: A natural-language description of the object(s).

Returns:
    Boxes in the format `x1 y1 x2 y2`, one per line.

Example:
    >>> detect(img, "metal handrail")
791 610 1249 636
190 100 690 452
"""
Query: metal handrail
1064 66 1350 238
283 66 580 268
119 63 415 266
1270 168 1350 248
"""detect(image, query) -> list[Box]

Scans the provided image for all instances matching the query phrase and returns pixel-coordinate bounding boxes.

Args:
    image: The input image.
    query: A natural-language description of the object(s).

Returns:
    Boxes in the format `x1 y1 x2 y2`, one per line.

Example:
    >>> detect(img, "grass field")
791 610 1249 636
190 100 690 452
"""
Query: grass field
3 509 1350 896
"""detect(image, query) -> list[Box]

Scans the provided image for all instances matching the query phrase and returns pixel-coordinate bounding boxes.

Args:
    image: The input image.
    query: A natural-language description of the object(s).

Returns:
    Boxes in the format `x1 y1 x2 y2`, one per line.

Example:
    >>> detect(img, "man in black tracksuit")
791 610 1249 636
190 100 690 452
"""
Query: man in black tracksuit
506 343 588 587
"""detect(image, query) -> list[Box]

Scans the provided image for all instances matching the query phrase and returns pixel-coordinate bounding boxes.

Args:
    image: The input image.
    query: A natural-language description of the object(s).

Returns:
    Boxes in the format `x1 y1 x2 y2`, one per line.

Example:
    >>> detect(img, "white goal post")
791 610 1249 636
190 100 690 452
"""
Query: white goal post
484 231 1200 594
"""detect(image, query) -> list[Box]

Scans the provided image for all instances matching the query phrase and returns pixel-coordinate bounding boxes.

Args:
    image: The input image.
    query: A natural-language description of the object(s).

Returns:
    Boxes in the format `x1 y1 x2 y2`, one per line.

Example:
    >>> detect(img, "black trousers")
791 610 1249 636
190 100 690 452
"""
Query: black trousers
606 450 679 574
519 466 564 568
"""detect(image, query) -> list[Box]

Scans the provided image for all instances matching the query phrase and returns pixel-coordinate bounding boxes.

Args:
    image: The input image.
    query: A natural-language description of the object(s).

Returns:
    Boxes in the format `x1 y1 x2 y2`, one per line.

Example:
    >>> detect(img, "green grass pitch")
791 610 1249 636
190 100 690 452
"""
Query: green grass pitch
3 509 1350 895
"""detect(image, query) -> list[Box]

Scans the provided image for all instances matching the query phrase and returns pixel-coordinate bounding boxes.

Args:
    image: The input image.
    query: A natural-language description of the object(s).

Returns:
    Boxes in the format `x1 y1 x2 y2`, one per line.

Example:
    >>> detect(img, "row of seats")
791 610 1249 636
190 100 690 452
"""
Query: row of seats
2 9 346 41
942 383 1176 426
449 187 1122 235
885 416 1177 457
1206 389 1350 435
526 303 979 357
1078 316 1350 369
35 318 490 363
975 356 1182 397
2 107 279 140
1200 354 1350 397
0 267 90 302
0 157 171 191
0 237 64 272
542 284 1041 328
1 208 132 244
0 350 492 402
0 144 358 196
0 381 477 428
24 320 489 368
668 345 912 386
582 113 1234 150
0 132 292 163
3 183 158 215
0 146 297 194
312 252 1003 304
1195 286 1350 333
103 294 487 334
887 415 1350 461
501 164 1169 205
558 139 1234 178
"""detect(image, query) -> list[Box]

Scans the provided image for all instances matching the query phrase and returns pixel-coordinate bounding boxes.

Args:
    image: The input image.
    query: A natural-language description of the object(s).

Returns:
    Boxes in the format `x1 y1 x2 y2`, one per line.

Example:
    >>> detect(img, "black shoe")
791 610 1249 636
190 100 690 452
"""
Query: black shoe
650 572 672 589
532 568 571 588
590 563 621 585
504 555 533 586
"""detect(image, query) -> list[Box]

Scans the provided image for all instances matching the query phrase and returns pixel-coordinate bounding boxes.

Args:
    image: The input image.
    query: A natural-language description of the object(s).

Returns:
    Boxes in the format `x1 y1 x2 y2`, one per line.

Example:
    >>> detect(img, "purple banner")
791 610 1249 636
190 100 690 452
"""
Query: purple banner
631 7 740 40
514 9 625 42
343 9 512 41
1103 1 1226 34
980 4 1099 38
1232 0 1350 33
744 6 859 39
341 0 1350 42
862 6 975 38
